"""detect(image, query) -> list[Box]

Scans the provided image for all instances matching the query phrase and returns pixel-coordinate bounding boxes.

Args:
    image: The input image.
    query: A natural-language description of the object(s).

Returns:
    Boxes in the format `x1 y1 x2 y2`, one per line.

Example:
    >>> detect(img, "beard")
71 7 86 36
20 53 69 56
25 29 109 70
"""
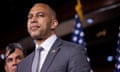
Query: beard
29 30 51 41
32 35 43 40
29 32 44 40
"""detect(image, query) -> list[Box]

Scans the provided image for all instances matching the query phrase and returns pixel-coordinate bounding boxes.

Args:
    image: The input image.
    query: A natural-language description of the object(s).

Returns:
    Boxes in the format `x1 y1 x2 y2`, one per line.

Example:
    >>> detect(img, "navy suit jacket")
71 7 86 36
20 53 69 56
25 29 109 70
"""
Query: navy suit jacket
16 38 91 72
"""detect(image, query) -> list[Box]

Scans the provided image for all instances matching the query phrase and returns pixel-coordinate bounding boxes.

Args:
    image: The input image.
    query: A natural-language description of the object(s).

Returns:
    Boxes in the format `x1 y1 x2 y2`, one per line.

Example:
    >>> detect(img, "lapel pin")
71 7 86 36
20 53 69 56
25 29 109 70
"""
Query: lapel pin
51 49 56 53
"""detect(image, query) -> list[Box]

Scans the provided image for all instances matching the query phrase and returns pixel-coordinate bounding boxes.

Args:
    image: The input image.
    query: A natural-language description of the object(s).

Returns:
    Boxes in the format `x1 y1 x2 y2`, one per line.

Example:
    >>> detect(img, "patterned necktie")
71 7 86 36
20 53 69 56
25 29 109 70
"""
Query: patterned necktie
32 47 43 72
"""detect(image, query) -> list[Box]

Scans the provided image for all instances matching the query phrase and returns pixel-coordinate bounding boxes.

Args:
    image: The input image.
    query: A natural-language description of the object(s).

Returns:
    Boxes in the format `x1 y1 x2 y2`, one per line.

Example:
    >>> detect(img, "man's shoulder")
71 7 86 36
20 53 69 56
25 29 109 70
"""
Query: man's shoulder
58 38 85 50
60 39 82 47
19 51 34 65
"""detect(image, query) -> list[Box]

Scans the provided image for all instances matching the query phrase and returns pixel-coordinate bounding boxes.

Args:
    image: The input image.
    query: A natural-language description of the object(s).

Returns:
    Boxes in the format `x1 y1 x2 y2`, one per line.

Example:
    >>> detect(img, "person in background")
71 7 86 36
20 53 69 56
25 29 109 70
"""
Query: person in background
16 2 91 72
4 43 25 72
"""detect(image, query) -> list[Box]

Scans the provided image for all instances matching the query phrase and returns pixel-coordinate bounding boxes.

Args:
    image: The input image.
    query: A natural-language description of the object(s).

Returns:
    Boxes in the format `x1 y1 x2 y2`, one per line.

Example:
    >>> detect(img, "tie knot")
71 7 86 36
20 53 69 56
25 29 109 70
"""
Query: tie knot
37 47 43 51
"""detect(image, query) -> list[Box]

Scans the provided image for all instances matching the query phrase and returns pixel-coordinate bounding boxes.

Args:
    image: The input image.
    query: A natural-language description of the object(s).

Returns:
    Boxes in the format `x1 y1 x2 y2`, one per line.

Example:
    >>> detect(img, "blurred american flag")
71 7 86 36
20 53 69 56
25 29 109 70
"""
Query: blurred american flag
72 0 93 71
71 14 93 72
115 26 120 72
72 14 86 47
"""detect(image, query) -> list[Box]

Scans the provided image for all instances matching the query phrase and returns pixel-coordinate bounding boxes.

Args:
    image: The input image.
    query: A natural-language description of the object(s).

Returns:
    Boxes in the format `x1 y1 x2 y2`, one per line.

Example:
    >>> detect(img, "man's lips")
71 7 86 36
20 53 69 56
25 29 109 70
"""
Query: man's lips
30 25 40 31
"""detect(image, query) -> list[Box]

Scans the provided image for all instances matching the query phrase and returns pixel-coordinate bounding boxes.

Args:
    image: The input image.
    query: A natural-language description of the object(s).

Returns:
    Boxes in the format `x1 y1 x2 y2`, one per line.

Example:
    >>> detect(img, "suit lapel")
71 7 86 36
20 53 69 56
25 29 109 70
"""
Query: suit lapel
19 51 35 72
41 38 62 72
29 51 35 72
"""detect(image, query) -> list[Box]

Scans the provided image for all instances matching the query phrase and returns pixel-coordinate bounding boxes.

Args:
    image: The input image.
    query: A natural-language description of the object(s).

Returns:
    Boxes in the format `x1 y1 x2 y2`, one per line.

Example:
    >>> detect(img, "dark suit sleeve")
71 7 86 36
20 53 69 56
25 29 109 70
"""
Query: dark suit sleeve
16 52 34 72
68 45 91 72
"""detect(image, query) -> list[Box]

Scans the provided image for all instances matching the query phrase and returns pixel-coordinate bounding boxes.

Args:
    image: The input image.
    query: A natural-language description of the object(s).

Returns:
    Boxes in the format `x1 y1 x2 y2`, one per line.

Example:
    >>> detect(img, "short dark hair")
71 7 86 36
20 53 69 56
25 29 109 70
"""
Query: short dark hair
5 43 25 58
30 1 60 22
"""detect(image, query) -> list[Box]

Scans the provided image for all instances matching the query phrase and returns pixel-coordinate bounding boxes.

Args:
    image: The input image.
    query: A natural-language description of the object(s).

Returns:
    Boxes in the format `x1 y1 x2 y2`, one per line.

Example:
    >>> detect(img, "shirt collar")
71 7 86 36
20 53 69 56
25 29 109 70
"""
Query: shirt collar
35 34 57 51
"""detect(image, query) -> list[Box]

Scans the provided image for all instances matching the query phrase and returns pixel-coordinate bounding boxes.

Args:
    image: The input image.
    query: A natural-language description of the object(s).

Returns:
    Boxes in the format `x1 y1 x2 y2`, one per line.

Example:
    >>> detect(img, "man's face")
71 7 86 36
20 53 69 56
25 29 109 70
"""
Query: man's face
5 48 24 72
27 3 58 40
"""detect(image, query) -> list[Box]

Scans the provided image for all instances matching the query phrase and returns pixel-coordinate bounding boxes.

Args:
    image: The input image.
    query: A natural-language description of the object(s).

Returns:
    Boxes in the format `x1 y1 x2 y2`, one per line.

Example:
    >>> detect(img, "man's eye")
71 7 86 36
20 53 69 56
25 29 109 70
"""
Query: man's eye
28 15 32 19
16 56 24 60
38 14 44 17
6 58 12 63
37 12 45 17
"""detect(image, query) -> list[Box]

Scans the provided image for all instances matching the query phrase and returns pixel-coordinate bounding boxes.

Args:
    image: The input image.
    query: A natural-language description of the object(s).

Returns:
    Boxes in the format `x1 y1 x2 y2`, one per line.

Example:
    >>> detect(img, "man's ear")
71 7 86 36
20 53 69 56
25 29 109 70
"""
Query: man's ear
51 19 58 29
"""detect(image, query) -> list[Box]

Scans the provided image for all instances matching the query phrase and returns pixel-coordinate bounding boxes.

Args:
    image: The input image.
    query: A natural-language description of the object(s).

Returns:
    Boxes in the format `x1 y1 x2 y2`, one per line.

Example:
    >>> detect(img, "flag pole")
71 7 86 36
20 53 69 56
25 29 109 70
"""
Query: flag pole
75 0 84 22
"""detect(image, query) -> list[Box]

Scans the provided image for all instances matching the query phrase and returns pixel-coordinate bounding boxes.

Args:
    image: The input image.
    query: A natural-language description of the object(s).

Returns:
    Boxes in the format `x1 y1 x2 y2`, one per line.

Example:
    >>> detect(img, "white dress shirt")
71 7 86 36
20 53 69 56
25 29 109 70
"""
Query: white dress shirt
35 34 57 72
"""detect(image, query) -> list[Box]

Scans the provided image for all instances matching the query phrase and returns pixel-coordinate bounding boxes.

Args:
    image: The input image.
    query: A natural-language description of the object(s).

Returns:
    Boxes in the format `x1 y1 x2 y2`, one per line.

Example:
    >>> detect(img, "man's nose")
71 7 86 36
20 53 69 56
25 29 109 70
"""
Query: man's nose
31 16 38 23
12 60 18 67
13 59 18 64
